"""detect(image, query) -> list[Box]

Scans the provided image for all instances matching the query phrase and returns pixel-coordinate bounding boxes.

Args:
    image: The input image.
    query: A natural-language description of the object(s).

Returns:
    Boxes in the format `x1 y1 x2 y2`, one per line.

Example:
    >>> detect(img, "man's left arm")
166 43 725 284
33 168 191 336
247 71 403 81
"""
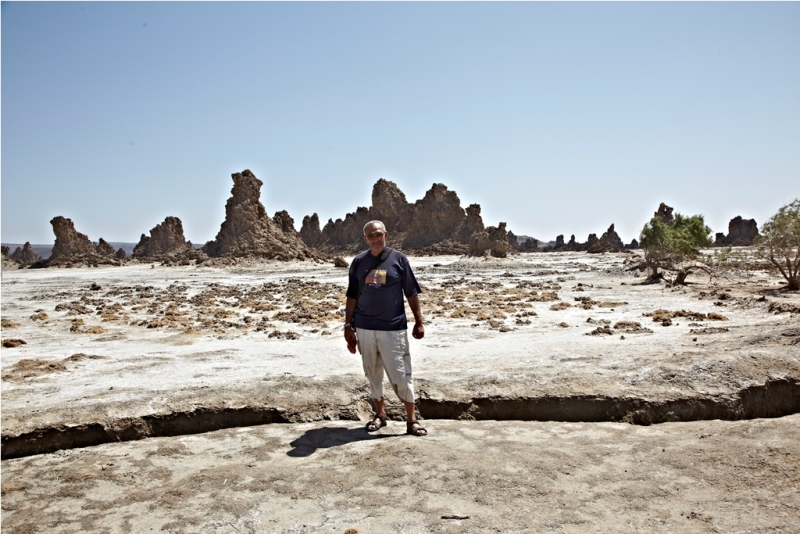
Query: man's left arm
407 295 424 339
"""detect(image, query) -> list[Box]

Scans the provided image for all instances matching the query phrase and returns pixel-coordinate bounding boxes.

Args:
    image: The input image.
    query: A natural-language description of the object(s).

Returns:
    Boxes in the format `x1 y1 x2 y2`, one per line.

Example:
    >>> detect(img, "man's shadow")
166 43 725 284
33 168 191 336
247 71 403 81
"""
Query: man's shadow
287 425 396 457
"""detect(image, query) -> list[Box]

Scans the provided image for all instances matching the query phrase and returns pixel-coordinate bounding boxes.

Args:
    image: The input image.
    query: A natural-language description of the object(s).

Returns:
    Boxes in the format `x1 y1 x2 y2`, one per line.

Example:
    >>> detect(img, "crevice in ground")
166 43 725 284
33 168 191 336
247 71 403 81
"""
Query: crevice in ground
418 378 800 424
2 378 798 460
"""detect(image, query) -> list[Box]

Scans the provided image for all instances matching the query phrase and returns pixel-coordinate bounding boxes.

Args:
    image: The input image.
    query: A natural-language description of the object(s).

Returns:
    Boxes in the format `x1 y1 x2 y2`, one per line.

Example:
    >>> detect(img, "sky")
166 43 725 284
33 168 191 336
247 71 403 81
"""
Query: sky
2 1 799 246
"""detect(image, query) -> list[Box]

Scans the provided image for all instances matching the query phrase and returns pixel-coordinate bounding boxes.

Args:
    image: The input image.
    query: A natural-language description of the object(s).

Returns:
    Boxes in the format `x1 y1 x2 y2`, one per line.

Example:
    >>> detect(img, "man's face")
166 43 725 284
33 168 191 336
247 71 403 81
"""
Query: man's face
363 223 387 254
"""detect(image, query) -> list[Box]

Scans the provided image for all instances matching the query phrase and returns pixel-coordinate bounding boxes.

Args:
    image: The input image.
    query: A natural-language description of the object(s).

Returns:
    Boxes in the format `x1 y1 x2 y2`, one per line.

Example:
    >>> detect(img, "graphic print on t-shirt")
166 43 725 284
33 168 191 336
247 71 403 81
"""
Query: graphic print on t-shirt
365 269 387 286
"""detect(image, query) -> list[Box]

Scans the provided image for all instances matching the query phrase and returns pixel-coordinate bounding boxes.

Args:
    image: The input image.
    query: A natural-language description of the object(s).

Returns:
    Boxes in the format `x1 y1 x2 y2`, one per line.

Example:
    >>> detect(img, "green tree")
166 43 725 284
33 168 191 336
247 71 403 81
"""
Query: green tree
756 199 800 290
639 212 712 284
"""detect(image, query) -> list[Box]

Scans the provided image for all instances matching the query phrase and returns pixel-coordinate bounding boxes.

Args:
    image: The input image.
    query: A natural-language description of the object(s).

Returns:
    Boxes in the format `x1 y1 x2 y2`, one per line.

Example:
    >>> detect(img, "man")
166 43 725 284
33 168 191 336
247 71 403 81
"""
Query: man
344 220 427 436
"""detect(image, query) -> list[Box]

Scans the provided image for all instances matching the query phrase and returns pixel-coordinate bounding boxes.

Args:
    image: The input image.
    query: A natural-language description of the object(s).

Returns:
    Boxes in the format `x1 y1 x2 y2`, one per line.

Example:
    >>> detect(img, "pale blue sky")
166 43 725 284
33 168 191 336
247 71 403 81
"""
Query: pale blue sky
2 2 798 245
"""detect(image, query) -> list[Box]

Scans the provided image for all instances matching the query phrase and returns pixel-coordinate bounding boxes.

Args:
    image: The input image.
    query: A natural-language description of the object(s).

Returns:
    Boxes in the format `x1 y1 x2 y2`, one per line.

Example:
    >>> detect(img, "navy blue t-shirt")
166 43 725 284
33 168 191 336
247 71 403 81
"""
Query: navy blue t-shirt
346 247 422 331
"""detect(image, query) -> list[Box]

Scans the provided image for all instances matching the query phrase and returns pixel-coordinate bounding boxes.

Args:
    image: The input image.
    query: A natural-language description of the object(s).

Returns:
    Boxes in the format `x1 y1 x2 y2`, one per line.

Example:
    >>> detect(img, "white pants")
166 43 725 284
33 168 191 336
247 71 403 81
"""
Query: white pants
356 328 415 403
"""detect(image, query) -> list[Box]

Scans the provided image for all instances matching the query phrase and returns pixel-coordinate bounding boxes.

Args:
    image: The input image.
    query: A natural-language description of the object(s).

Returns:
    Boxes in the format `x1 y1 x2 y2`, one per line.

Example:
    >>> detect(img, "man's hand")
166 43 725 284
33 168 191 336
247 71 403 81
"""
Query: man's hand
344 326 357 354
407 295 424 340
412 322 425 340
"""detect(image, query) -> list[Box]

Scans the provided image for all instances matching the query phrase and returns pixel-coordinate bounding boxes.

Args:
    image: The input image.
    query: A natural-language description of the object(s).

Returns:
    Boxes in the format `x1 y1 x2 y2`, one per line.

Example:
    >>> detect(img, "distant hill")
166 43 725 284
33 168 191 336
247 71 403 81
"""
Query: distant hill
2 241 206 260
511 235 555 250
2 242 138 259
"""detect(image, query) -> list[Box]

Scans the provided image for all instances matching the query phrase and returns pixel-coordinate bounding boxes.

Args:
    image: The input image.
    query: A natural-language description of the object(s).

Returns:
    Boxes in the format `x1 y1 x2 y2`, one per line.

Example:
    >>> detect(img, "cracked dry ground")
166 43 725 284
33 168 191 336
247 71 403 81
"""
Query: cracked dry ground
2 252 799 532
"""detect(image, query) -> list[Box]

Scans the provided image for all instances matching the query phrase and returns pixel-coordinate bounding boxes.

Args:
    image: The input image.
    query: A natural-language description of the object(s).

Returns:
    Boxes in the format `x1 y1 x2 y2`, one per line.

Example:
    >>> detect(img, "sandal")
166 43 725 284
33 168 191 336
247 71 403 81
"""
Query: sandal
365 413 387 432
406 420 427 437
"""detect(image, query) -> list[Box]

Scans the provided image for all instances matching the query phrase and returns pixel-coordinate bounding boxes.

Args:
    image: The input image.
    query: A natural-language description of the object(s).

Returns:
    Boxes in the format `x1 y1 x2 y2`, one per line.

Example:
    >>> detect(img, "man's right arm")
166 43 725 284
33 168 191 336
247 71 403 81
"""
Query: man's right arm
344 297 356 327
344 296 357 350
344 256 360 352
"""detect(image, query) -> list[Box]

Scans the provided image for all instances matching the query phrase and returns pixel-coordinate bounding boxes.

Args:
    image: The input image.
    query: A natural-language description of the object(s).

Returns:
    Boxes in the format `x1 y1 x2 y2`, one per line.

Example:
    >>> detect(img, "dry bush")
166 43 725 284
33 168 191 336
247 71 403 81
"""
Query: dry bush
529 291 559 302
613 321 653 334
82 326 106 334
69 318 106 334
2 358 65 381
268 330 300 340
587 326 613 336
690 326 730 334
1 318 20 328
55 302 92 315
644 309 704 322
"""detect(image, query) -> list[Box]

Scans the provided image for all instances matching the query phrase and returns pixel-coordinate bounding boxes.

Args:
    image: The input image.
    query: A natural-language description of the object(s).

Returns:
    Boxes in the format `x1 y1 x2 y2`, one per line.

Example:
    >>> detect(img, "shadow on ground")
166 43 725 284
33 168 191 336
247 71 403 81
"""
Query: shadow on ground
287 425 395 457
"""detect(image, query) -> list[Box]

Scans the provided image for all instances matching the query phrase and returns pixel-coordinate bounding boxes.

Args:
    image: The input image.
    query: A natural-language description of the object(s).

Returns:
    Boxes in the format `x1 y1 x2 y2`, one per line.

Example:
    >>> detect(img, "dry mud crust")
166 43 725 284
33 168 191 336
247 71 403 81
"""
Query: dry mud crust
3 254 800 456
2 416 799 533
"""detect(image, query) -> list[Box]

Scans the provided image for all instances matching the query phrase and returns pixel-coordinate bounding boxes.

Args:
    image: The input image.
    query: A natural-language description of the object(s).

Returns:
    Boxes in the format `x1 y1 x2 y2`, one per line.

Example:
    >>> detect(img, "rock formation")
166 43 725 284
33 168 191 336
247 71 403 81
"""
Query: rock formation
370 178 412 233
304 179 489 255
519 238 539 252
116 248 127 260
299 214 323 248
468 232 491 256
133 216 193 260
507 231 539 253
488 223 509 258
10 242 39 265
459 204 485 243
202 170 313 261
320 206 373 250
96 238 116 257
654 203 675 225
468 223 509 258
37 216 120 267
568 235 579 249
551 224 626 253
585 233 599 251
272 211 297 234
587 224 625 253
1 246 9 257
404 184 469 249
49 216 97 260
714 216 759 247
554 234 585 251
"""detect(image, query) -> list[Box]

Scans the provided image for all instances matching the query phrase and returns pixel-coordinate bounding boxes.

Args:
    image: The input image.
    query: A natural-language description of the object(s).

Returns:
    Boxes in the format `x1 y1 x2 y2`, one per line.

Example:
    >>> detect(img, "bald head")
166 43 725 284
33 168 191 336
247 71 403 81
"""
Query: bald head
363 221 388 255
363 220 386 235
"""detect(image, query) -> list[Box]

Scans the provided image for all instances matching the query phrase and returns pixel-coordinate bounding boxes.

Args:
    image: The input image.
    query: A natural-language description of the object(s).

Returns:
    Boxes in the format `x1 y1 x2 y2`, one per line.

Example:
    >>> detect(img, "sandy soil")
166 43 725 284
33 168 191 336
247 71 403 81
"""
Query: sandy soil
2 250 799 532
2 417 799 533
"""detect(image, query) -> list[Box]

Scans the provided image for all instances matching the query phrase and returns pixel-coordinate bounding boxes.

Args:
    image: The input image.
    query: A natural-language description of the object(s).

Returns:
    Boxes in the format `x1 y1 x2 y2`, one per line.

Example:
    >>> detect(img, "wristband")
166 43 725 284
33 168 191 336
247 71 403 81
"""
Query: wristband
344 323 351 328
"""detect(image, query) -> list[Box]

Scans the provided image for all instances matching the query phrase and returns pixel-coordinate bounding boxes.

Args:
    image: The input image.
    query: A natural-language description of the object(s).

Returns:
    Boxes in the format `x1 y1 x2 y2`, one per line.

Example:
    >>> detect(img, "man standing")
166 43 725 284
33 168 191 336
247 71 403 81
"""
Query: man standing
344 220 427 436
